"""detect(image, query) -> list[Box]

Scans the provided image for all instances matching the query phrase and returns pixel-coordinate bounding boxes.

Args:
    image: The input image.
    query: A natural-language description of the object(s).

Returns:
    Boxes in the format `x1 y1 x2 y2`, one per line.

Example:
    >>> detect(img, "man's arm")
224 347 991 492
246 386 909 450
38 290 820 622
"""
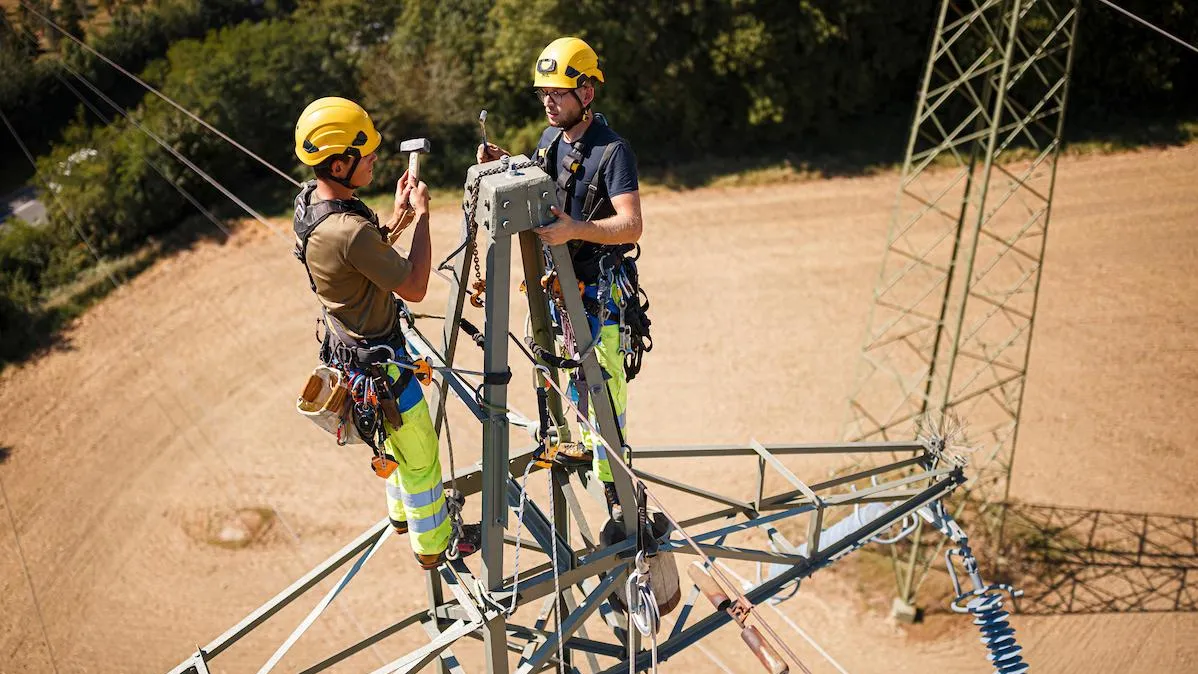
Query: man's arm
537 192 642 246
393 180 432 302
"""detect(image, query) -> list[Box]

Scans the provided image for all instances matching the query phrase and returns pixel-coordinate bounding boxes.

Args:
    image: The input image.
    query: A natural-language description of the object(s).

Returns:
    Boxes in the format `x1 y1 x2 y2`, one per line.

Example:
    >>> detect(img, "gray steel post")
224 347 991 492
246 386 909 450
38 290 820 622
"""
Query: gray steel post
480 229 513 674
519 230 571 442
543 244 638 539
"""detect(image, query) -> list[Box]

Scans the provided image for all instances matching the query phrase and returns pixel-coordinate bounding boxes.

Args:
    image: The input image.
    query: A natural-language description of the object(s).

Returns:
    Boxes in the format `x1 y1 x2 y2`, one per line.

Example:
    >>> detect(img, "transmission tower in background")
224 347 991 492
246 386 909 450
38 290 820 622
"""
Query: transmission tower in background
845 0 1082 612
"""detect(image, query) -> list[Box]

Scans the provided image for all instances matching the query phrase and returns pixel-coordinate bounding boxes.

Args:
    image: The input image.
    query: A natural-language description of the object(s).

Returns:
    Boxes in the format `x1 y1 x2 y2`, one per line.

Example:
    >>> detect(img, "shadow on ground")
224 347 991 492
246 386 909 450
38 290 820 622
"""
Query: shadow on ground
1001 502 1198 615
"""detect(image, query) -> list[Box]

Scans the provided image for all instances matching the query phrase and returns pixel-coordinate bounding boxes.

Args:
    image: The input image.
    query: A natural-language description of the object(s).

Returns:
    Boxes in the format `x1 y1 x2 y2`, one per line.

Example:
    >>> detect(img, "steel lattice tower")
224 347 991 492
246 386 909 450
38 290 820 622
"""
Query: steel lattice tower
845 0 1082 609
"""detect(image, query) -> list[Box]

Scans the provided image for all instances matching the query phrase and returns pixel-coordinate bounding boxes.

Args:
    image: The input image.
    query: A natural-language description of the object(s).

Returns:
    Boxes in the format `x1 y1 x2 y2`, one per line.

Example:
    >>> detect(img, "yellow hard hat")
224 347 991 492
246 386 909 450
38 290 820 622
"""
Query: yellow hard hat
294 97 382 166
533 37 604 89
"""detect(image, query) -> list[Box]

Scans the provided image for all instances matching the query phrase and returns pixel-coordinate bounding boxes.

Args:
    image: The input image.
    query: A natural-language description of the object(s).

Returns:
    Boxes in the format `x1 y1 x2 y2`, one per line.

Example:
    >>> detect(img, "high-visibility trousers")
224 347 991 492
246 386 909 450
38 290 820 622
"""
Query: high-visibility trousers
575 323 628 483
381 363 451 557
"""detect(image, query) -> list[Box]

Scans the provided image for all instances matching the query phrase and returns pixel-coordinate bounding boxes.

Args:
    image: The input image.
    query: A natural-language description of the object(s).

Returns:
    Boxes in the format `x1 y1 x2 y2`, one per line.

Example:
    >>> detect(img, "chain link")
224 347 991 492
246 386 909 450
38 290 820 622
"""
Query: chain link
451 158 541 300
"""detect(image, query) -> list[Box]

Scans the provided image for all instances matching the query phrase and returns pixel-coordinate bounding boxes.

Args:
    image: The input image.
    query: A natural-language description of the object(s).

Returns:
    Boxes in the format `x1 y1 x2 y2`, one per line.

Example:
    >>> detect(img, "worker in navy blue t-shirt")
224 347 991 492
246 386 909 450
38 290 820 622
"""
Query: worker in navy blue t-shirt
478 36 645 521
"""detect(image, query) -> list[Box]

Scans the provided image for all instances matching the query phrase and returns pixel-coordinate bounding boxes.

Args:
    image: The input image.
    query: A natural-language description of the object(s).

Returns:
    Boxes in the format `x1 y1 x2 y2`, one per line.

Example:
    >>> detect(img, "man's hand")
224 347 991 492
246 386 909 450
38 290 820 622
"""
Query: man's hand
476 142 510 164
393 169 414 211
385 171 428 242
535 205 582 246
409 180 430 216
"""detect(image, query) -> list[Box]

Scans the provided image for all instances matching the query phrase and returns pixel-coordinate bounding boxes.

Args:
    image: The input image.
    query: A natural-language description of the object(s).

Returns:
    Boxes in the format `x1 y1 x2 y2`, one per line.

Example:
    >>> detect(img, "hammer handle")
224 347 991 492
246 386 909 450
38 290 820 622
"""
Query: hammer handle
407 152 421 182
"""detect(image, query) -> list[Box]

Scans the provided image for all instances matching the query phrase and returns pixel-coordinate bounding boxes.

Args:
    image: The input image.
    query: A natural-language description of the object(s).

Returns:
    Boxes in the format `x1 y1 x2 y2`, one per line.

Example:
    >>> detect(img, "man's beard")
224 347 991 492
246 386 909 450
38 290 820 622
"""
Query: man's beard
549 107 585 129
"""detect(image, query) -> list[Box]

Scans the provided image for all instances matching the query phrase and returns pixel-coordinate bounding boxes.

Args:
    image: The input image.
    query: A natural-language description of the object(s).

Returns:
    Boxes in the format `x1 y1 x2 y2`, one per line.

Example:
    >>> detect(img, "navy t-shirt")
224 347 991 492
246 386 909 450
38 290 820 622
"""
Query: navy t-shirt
537 120 639 221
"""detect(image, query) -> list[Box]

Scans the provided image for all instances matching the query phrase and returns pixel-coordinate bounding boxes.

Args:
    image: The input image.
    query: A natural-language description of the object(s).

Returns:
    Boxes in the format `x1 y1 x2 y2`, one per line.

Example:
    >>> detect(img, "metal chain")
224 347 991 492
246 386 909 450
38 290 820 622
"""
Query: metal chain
445 158 540 298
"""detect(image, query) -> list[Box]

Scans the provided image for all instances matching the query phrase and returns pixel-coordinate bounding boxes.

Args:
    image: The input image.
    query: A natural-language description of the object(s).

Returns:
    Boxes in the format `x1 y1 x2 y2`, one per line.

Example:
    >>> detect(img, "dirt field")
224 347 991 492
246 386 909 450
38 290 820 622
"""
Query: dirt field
1 144 1196 673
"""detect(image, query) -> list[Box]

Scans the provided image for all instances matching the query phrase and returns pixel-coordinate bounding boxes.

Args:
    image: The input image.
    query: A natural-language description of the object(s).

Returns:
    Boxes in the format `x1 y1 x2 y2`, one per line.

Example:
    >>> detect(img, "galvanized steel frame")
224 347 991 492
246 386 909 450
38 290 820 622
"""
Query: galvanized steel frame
168 441 965 674
844 0 1082 607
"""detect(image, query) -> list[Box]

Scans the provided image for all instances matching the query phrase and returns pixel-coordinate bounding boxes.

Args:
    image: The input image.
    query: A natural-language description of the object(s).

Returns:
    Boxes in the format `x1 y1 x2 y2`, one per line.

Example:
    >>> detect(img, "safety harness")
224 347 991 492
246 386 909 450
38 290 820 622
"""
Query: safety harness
535 119 654 381
293 181 411 475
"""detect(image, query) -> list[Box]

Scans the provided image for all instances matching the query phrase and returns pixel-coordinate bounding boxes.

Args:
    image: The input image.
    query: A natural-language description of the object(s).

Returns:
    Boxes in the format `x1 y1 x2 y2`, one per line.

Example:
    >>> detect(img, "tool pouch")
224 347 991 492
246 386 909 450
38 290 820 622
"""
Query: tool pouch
296 365 363 444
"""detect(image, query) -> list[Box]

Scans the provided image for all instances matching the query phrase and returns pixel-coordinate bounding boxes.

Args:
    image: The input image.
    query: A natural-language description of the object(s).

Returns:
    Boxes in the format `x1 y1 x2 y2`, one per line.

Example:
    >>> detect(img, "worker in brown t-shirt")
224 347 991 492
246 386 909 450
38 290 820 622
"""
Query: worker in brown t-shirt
293 97 478 569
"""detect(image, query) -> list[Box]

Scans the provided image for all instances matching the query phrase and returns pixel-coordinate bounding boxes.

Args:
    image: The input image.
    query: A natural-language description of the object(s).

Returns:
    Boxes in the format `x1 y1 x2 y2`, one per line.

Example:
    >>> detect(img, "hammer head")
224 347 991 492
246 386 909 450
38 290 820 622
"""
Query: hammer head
400 138 431 154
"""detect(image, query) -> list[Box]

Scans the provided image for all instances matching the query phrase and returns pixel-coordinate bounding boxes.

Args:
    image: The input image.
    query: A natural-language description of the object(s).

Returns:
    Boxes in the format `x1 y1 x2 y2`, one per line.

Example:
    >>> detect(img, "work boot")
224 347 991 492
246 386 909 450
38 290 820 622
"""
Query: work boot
605 482 622 522
532 441 593 469
415 524 482 570
389 518 408 535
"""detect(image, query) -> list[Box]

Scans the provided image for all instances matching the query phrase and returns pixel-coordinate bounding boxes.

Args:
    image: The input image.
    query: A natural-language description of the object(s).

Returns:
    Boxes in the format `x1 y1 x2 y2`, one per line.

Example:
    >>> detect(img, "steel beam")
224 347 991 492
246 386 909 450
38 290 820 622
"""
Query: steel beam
165 520 391 674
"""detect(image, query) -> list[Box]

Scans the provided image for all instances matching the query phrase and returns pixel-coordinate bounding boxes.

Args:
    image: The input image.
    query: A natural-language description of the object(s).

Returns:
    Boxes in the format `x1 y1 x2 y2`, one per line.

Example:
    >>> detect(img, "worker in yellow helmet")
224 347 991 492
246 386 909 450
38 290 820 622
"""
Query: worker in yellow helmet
293 97 480 569
479 38 651 521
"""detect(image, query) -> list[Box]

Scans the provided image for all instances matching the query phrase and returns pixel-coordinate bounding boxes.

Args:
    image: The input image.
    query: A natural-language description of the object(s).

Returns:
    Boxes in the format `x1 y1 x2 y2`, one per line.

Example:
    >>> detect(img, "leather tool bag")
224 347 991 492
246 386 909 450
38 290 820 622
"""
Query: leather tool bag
296 365 363 445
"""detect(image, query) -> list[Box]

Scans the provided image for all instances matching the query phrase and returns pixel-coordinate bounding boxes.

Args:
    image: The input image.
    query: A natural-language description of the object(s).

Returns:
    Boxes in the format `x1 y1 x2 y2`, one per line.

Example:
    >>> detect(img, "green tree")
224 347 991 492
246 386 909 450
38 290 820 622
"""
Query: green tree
359 0 493 186
57 0 86 43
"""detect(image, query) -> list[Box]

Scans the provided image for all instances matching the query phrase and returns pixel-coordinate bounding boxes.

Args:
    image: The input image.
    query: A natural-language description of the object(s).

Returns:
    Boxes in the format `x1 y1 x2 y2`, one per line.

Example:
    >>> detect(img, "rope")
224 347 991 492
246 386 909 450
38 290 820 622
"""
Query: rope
503 460 537 615
19 0 303 188
1094 0 1198 54
549 470 565 674
626 553 660 674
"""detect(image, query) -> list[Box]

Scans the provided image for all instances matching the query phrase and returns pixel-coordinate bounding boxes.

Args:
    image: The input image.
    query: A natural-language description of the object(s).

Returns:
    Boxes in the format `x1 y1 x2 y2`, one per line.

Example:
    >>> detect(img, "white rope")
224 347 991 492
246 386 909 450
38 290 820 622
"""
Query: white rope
626 553 660 674
503 460 538 615
1094 0 1198 54
19 0 302 188
522 357 813 672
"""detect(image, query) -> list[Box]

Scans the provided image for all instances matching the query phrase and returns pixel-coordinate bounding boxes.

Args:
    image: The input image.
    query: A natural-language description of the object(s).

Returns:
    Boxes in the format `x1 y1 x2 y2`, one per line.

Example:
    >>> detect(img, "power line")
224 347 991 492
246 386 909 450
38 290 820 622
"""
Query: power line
0 108 71 674
1094 0 1198 55
46 60 232 238
19 0 463 286
49 53 285 236
17 0 303 188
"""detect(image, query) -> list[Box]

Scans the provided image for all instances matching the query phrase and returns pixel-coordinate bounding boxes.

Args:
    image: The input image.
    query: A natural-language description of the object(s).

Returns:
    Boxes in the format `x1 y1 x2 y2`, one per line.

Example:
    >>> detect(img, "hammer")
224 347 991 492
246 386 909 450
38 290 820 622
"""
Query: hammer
400 137 431 182
390 138 431 243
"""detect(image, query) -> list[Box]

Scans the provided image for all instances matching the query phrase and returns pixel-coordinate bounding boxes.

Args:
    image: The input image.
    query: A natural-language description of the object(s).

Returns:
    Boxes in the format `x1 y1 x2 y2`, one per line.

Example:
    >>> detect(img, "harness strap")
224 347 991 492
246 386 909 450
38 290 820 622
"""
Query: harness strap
581 141 620 220
293 181 380 292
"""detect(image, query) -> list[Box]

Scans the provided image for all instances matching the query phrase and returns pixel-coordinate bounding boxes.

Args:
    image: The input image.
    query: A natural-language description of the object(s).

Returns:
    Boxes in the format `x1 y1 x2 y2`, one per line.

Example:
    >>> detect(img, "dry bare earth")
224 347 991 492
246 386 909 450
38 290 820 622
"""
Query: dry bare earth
1 145 1196 673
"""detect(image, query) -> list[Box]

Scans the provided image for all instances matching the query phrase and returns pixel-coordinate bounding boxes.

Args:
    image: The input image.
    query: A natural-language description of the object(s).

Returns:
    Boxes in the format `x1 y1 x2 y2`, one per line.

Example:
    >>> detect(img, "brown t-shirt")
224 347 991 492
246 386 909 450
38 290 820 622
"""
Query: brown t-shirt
304 211 411 339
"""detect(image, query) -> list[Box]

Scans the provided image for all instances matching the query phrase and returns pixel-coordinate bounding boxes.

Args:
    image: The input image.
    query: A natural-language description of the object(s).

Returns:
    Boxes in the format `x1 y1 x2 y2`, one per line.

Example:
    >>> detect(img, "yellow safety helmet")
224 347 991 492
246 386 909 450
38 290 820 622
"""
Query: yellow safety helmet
533 37 604 89
294 97 382 166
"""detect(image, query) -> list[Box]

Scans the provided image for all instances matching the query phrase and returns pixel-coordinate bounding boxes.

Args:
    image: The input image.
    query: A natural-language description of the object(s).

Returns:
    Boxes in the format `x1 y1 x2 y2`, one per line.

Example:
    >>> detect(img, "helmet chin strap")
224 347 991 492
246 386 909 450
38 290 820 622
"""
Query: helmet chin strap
330 153 362 189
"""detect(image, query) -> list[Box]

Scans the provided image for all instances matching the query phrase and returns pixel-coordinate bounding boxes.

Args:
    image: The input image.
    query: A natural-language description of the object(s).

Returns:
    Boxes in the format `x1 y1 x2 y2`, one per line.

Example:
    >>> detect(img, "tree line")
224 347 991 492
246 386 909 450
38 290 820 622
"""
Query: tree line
0 0 1195 365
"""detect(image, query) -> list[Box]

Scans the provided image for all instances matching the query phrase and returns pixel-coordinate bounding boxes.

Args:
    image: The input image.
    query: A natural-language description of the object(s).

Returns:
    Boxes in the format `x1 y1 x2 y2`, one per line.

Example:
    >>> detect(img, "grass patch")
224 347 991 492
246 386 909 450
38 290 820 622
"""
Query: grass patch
0 211 231 372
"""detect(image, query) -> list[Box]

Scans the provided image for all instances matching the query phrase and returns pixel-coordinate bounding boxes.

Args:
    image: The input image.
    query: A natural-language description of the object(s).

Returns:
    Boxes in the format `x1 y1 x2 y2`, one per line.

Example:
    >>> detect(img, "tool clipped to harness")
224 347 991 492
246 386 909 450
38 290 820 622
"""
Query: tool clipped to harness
371 453 399 479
